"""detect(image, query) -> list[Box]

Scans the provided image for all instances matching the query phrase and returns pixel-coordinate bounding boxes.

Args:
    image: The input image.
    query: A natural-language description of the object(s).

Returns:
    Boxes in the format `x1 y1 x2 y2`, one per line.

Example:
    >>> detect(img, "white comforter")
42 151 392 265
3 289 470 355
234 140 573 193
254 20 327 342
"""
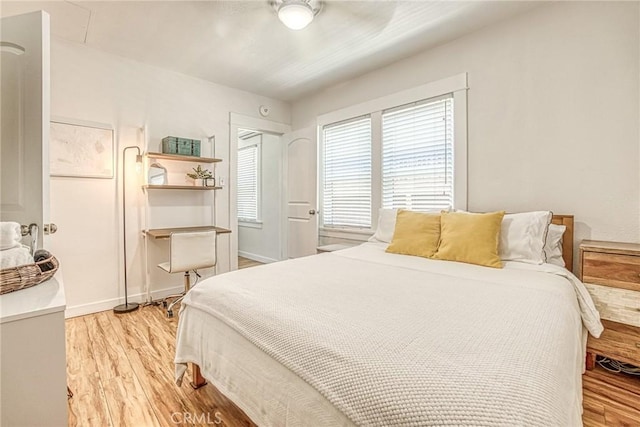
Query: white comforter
176 243 602 426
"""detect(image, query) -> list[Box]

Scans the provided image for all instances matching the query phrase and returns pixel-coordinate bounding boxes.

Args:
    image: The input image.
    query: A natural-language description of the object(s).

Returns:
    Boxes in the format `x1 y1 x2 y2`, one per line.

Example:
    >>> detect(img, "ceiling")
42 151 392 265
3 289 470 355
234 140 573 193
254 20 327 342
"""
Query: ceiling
1 1 540 101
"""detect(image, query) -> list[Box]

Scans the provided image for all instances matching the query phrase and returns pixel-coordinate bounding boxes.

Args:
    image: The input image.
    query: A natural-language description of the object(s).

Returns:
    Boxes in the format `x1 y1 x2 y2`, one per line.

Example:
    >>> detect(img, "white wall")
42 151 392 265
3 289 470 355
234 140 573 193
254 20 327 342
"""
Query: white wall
238 133 283 263
49 39 290 317
292 1 640 267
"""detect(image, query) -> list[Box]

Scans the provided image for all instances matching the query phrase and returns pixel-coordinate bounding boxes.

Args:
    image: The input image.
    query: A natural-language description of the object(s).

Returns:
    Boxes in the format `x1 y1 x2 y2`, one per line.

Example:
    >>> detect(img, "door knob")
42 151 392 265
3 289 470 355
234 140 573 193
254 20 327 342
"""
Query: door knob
309 209 316 215
20 223 37 236
44 223 58 235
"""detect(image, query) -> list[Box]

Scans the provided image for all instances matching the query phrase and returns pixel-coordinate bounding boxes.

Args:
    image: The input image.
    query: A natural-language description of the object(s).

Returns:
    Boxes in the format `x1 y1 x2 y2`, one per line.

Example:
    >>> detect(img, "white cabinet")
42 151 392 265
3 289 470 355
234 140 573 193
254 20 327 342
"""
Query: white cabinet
0 273 67 426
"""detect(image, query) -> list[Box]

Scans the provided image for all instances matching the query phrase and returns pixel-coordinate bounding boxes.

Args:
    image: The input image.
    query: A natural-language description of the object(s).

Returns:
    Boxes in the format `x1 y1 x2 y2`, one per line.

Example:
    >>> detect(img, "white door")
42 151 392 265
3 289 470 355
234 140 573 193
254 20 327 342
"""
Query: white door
0 11 51 249
285 127 318 258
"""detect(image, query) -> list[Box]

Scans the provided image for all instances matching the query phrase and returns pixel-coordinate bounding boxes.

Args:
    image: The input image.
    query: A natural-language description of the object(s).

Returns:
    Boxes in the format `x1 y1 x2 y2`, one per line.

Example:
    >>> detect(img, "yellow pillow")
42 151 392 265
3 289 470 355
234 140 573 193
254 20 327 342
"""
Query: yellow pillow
386 210 441 258
433 211 505 268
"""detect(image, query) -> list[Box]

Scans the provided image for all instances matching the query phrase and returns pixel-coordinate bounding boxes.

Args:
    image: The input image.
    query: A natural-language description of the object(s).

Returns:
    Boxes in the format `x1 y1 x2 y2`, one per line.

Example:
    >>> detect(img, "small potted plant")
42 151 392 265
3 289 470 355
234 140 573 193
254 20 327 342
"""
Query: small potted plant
187 165 213 186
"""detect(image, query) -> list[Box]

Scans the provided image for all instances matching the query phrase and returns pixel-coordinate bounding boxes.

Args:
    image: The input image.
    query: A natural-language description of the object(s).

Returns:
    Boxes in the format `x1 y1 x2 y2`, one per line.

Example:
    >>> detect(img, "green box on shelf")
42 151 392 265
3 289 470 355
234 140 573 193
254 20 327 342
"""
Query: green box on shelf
161 136 179 154
177 140 192 156
191 140 201 157
162 136 201 157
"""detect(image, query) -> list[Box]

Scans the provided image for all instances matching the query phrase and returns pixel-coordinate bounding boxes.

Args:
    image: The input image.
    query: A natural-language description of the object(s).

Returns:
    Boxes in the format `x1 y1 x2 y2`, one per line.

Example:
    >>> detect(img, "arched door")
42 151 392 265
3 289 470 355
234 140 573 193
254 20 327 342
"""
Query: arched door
285 127 318 258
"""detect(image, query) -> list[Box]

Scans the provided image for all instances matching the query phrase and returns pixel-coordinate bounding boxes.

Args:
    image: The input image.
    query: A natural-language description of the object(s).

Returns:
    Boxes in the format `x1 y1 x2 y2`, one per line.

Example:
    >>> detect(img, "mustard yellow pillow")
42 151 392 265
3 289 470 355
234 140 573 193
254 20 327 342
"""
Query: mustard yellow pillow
386 210 441 258
433 211 505 268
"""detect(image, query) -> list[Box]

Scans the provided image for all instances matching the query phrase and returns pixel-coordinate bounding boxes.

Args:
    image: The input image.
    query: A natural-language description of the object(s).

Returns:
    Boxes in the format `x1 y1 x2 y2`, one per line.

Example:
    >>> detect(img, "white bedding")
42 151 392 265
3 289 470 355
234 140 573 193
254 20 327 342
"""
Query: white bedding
175 242 602 426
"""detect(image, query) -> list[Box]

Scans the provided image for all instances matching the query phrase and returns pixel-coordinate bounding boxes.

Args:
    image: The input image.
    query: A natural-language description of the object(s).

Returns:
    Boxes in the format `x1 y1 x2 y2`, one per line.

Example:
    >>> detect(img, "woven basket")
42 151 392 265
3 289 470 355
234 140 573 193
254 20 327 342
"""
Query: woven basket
0 256 59 295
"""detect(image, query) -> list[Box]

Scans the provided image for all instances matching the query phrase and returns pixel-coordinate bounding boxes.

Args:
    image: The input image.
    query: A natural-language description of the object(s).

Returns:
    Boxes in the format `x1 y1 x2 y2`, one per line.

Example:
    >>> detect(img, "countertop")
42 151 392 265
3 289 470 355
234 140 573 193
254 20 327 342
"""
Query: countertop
0 270 66 324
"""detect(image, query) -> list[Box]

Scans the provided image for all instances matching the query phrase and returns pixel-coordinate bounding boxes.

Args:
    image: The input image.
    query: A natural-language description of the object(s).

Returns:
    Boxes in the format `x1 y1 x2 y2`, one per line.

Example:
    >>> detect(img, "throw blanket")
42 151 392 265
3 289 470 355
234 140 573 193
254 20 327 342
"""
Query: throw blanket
177 243 602 426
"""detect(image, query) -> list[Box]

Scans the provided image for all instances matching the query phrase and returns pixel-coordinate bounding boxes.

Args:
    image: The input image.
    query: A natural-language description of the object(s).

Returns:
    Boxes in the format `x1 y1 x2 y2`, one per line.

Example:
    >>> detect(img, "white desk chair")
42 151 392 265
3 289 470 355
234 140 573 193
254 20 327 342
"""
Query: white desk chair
158 230 216 317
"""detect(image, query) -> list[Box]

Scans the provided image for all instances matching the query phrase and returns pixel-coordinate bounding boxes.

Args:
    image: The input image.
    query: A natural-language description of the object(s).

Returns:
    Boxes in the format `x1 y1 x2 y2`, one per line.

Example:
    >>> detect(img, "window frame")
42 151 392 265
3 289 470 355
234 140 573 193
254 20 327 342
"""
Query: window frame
317 73 468 241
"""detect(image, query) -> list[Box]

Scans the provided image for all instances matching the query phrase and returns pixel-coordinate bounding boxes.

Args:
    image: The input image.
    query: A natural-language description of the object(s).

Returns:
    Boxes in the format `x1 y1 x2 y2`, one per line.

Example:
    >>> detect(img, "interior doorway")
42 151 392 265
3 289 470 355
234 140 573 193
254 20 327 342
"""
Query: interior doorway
229 113 291 271
229 114 318 270
236 128 284 264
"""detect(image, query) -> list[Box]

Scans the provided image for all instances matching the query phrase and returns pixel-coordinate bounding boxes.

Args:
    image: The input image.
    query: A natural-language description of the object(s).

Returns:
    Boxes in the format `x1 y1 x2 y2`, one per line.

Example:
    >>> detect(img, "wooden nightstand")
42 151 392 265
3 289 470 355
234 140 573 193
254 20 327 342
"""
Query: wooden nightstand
579 240 640 368
580 241 640 425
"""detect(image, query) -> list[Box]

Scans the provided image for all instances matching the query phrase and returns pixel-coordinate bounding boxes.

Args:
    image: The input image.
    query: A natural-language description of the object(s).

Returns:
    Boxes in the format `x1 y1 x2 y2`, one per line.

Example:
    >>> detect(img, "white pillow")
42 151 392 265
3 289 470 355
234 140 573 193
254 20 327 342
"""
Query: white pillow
544 224 566 267
499 211 552 264
368 209 398 243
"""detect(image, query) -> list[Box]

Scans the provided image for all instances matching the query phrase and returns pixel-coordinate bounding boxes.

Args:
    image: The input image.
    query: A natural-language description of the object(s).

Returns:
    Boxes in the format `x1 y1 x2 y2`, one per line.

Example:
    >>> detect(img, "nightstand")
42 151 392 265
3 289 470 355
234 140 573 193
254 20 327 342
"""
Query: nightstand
579 240 640 369
580 241 640 425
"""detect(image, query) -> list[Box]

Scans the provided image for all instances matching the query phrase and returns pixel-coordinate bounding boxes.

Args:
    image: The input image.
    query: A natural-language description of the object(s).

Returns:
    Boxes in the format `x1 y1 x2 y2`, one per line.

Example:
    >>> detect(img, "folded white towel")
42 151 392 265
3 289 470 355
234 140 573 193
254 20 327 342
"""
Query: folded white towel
0 222 22 251
0 246 34 269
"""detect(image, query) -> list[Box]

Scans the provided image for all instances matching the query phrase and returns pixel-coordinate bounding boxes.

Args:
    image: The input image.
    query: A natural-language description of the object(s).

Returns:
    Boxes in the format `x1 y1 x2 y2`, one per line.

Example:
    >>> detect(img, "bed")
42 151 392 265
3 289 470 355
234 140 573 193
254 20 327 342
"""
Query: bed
175 215 603 426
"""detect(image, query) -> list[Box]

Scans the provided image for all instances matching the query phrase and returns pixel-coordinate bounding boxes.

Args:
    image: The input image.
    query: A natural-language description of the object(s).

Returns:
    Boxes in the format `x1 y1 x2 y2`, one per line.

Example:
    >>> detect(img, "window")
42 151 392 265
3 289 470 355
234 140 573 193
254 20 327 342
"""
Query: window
237 144 260 222
382 96 453 211
321 116 372 229
318 74 467 237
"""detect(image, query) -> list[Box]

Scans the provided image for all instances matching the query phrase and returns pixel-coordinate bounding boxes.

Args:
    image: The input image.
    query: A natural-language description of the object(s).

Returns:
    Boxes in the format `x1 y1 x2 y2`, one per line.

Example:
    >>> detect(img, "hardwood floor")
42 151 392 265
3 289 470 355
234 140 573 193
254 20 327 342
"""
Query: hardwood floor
238 256 264 269
67 305 639 426
66 305 255 427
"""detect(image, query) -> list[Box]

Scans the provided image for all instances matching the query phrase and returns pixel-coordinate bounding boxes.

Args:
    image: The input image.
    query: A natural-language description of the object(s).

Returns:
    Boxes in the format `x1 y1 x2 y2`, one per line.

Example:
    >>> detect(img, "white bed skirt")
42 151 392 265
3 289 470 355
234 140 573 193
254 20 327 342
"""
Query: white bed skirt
175 304 354 427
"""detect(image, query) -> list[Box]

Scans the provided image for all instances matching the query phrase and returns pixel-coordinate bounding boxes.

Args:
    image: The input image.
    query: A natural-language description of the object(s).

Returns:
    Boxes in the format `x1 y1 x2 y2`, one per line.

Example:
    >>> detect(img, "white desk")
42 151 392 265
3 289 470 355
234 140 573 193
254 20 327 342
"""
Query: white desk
0 271 68 426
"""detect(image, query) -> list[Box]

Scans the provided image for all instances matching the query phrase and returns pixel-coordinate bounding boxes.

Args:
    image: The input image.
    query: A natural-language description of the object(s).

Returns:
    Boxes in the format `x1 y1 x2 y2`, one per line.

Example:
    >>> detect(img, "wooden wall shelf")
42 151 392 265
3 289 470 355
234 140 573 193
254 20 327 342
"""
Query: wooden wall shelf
146 152 222 163
141 141 225 304
143 185 222 191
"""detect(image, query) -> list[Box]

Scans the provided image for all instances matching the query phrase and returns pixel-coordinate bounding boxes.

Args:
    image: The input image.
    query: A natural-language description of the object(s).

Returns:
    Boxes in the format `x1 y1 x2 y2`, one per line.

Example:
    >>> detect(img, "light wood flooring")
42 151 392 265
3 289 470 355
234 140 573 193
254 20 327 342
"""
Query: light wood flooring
238 256 264 269
66 258 265 427
66 304 255 427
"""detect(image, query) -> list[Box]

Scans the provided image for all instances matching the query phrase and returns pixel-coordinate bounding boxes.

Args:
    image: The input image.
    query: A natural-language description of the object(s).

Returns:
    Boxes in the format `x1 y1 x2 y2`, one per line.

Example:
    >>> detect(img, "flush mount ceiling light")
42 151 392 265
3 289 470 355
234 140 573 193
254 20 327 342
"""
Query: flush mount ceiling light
273 0 322 30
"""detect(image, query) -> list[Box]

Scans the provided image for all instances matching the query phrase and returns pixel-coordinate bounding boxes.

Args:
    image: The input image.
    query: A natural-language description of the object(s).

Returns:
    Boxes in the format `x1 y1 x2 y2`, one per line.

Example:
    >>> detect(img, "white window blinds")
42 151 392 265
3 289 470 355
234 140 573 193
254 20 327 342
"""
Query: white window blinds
382 96 454 211
322 116 372 228
237 145 259 221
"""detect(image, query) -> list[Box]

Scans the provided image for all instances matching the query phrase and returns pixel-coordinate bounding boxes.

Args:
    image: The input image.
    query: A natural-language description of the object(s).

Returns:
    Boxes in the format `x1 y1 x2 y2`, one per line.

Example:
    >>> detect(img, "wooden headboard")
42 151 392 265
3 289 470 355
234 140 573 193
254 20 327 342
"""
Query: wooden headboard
551 215 574 272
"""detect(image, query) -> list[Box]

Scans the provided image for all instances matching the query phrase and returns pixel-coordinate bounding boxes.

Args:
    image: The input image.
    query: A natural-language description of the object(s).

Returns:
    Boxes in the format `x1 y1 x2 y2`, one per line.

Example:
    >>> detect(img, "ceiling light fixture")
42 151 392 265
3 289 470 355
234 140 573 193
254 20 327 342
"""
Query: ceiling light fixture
275 0 320 31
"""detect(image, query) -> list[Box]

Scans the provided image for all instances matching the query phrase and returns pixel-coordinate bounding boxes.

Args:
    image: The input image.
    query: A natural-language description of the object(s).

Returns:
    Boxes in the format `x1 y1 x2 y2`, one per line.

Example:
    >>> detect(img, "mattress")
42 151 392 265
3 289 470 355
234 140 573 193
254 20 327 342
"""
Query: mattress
175 242 602 426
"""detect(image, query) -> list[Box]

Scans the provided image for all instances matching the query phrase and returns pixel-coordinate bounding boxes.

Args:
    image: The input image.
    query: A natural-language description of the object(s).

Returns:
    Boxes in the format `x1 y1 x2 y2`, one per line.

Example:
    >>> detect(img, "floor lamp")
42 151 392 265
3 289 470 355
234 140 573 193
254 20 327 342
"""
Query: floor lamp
114 146 142 314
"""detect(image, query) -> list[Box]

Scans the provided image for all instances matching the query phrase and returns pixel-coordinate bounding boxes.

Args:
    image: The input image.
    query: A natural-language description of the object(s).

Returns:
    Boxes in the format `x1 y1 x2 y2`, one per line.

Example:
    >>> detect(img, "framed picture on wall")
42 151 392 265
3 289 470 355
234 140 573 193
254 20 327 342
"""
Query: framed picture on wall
50 119 114 178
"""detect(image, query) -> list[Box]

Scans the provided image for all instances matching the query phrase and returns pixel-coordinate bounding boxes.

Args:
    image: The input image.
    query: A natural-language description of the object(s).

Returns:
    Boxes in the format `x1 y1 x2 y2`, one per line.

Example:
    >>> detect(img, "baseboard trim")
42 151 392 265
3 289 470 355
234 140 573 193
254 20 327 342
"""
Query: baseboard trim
64 286 183 319
238 251 278 264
